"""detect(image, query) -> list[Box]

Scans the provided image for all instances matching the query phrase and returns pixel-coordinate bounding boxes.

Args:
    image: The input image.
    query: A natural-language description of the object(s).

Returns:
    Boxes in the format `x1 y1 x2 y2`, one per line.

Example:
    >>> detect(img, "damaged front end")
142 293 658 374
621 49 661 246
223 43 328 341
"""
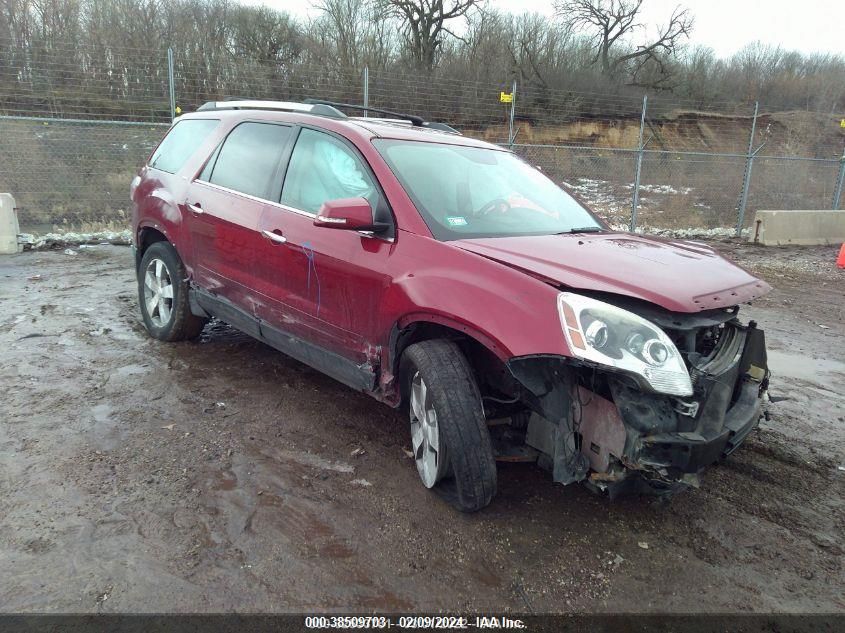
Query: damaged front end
504 293 769 498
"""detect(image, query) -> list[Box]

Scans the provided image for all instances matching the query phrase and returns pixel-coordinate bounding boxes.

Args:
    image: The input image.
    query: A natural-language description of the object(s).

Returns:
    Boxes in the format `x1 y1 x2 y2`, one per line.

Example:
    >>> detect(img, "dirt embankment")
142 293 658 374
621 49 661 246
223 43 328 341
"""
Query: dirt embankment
0 243 843 613
482 110 845 158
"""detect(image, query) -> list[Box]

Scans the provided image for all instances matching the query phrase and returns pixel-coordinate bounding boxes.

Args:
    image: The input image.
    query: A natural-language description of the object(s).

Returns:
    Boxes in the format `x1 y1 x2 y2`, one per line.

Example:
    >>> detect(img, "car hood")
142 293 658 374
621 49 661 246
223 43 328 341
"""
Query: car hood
452 232 771 313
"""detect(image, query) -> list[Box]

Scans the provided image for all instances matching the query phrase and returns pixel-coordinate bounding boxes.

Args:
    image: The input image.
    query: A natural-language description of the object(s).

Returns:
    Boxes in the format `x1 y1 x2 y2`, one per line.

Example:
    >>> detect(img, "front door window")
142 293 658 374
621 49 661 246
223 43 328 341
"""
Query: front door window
281 128 380 214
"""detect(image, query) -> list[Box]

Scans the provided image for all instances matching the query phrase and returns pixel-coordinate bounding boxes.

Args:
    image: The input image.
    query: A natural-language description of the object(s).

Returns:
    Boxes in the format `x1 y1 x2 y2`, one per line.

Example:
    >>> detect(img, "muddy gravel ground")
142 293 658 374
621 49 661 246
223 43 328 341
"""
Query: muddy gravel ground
1 241 843 614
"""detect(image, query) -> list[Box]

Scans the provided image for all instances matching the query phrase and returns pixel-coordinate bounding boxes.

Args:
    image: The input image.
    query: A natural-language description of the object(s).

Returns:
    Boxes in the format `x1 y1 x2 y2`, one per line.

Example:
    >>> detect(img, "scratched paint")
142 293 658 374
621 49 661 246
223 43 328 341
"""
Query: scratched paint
301 241 321 316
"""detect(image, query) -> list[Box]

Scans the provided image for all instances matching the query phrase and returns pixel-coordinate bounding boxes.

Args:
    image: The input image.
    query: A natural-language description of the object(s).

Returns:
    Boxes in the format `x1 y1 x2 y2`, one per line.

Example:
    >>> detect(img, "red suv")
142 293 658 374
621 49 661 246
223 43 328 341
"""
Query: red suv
131 100 771 511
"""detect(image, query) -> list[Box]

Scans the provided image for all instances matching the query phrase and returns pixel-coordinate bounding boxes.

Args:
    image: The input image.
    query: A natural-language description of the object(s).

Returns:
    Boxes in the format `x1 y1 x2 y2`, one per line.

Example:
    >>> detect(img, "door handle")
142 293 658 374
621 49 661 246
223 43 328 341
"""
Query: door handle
188 203 204 215
262 229 287 244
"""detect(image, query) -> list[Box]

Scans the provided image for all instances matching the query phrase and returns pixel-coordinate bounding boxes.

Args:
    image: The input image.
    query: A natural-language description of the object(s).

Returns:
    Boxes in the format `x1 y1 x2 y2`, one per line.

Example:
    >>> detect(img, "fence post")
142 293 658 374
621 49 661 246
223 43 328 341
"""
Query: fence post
167 47 176 122
362 66 369 117
736 101 759 236
508 79 517 147
833 148 845 210
630 95 647 232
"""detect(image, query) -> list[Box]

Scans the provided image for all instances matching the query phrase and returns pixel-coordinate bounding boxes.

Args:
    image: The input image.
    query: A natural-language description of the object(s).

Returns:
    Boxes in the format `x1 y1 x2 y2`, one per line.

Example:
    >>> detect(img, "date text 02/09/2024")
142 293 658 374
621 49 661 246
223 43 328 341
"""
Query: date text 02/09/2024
303 615 527 629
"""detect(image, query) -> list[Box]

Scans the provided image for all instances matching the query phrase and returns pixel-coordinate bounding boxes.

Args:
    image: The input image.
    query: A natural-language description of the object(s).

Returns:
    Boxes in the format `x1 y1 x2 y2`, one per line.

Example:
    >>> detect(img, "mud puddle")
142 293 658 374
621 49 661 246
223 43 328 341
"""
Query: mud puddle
767 350 845 385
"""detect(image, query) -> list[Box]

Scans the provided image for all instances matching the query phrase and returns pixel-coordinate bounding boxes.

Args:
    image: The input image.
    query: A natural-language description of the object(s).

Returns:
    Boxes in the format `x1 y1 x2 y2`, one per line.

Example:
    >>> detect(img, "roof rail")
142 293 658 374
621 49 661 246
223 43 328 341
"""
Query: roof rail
196 100 347 119
304 99 460 134
420 121 461 134
349 117 461 135
304 99 422 125
193 99 460 134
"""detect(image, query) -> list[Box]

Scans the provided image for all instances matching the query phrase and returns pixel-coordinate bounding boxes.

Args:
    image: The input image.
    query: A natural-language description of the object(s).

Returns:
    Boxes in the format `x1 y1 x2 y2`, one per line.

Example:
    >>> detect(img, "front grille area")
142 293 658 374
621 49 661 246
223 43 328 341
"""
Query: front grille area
689 323 746 384
665 317 742 373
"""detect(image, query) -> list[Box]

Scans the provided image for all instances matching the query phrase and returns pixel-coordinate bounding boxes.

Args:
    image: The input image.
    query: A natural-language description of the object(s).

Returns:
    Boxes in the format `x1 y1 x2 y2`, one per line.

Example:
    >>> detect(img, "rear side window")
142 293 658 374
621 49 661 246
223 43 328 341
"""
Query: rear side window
208 122 292 200
149 119 218 174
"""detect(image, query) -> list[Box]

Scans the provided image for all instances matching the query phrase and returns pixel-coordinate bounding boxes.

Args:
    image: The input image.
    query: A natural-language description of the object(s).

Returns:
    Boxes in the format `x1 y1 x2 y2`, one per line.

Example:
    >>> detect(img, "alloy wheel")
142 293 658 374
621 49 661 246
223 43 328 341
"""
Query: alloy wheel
143 258 174 328
409 371 448 487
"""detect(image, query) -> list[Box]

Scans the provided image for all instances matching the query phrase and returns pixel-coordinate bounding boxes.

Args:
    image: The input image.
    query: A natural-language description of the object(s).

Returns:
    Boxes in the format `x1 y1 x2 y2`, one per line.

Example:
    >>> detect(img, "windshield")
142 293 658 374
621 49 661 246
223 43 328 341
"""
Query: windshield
373 139 602 240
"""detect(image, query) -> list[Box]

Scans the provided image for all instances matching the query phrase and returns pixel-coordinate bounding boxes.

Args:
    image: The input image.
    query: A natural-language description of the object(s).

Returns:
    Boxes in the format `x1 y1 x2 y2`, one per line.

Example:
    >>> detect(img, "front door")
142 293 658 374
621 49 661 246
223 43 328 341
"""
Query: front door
253 127 395 366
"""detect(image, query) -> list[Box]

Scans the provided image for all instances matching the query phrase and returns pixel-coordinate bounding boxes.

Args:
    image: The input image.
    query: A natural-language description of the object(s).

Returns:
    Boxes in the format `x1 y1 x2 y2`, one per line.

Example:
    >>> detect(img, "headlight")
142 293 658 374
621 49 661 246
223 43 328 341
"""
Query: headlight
557 292 692 396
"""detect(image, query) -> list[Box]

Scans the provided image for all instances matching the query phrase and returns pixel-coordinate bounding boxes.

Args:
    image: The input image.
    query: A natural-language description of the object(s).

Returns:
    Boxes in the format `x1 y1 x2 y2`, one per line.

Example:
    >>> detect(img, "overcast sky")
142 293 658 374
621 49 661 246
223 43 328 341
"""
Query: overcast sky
245 0 843 58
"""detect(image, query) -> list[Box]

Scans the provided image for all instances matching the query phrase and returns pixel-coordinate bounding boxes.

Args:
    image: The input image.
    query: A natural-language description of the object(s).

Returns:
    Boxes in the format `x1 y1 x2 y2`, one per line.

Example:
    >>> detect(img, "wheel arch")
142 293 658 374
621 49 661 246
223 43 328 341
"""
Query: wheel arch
135 225 170 269
386 314 513 407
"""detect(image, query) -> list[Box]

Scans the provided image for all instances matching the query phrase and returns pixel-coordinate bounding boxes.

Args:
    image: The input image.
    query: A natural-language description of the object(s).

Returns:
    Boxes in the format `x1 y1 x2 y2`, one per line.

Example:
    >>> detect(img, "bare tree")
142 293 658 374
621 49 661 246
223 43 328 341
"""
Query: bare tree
507 12 575 89
311 0 396 70
1 0 843 118
381 0 482 70
228 4 301 64
312 0 367 69
555 0 692 86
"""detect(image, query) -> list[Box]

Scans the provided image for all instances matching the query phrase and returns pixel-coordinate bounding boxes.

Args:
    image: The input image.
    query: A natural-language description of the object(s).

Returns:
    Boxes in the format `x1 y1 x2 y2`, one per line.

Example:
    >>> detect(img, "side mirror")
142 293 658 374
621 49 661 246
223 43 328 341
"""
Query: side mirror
313 197 389 233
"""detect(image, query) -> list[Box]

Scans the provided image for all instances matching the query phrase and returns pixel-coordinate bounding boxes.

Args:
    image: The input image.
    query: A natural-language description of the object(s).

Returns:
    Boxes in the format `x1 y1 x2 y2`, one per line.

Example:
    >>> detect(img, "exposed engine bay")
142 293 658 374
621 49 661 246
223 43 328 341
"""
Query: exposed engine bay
500 294 770 497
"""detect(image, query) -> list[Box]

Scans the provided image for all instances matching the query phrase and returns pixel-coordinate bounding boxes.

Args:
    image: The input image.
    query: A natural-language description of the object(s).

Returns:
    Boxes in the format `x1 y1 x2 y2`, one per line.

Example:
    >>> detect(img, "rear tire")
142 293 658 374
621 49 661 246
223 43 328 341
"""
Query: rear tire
137 241 206 341
401 339 497 512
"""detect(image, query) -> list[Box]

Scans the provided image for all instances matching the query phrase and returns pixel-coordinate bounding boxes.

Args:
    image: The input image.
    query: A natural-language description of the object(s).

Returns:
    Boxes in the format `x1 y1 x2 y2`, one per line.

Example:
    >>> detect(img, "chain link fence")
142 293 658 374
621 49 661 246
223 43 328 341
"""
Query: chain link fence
0 117 168 233
1 43 843 235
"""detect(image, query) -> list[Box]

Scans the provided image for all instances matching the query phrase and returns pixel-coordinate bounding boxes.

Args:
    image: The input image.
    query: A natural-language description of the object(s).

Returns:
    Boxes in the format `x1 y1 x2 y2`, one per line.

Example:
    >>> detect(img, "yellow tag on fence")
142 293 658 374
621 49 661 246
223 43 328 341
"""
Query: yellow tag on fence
840 118 845 129
500 91 513 104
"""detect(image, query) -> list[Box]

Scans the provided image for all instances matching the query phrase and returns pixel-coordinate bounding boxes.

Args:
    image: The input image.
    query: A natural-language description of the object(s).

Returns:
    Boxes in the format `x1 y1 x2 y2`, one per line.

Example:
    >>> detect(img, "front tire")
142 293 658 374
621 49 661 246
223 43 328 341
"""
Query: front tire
402 339 497 512
137 241 206 341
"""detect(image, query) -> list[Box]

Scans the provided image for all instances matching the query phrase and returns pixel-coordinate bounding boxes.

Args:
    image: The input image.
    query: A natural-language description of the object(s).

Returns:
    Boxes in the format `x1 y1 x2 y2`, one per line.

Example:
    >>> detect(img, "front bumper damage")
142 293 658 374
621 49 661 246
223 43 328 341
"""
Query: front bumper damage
506 320 769 497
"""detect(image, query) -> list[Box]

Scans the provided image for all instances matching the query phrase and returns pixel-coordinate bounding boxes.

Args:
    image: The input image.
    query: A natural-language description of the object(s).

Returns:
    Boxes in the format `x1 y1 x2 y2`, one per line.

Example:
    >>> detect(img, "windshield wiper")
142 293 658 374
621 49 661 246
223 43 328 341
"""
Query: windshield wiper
556 226 604 234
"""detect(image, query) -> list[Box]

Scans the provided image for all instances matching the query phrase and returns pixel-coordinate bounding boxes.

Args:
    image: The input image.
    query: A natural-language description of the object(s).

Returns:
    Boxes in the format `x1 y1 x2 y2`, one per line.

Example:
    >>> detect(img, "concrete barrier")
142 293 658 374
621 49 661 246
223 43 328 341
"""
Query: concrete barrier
750 210 845 246
0 193 22 254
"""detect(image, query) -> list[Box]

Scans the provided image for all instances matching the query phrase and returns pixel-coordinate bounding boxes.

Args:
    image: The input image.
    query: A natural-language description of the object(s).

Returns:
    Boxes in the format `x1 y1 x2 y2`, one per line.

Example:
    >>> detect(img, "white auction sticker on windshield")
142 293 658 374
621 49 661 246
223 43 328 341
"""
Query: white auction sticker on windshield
446 216 468 226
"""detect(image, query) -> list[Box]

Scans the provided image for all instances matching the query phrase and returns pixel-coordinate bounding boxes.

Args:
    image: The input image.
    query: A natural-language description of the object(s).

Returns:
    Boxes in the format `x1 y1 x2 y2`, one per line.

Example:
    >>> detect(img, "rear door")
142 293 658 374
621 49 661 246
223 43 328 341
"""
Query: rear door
254 127 395 366
185 121 293 314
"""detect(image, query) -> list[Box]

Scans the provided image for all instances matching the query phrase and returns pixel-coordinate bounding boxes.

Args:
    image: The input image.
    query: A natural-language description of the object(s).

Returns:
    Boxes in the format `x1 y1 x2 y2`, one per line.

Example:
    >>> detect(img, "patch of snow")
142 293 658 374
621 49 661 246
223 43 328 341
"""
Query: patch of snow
627 183 693 195
609 223 750 239
19 229 132 249
561 177 748 238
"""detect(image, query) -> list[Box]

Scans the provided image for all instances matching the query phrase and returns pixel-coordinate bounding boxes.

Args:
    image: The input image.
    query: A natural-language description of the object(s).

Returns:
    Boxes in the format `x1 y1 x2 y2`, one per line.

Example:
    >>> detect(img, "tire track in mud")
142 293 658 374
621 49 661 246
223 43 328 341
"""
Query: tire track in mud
659 423 845 603
707 430 843 554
